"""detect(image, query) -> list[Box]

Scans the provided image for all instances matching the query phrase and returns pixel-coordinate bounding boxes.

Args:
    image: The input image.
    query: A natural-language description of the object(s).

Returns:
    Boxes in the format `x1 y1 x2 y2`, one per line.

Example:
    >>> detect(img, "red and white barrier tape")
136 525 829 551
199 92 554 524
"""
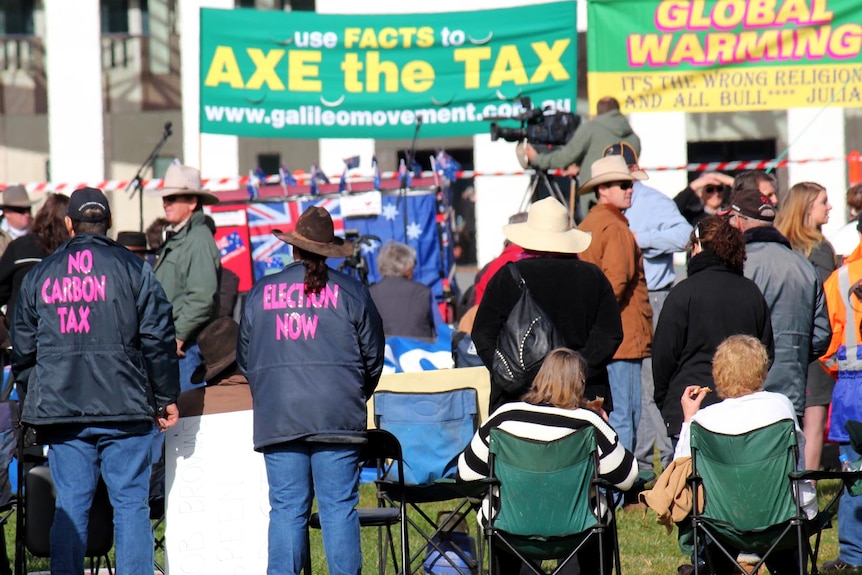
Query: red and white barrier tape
3 155 856 194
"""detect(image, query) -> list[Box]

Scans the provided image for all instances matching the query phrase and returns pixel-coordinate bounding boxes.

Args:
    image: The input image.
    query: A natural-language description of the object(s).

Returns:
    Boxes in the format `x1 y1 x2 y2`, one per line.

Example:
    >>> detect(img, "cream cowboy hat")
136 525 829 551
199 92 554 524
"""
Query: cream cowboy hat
146 164 219 205
503 197 591 254
0 185 37 208
578 155 645 195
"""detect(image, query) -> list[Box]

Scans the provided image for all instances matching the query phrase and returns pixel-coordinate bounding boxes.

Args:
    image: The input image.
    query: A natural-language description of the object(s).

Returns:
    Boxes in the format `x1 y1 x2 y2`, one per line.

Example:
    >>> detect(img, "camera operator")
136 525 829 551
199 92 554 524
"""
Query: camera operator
524 96 640 181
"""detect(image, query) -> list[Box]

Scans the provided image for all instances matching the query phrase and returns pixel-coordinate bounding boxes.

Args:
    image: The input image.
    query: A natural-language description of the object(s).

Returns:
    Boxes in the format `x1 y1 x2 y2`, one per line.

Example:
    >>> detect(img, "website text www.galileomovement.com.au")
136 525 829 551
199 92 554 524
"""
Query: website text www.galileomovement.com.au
203 100 542 129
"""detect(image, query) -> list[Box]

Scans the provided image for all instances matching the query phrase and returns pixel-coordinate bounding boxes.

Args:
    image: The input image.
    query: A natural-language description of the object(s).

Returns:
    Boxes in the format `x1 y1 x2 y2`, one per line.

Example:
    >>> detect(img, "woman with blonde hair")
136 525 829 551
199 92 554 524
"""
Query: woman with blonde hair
457 347 637 575
674 335 816 575
775 181 836 473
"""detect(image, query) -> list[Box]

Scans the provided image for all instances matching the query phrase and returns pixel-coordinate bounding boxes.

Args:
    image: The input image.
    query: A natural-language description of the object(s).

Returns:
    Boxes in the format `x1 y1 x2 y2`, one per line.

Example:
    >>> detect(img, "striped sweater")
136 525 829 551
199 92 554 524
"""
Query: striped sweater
457 402 638 490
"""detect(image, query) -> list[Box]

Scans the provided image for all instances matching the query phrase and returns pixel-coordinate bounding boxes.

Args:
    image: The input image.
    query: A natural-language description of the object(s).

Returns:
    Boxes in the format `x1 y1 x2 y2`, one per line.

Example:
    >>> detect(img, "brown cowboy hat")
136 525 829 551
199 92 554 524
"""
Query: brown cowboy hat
1 185 37 208
273 206 353 258
116 231 152 253
191 317 240 384
145 164 219 205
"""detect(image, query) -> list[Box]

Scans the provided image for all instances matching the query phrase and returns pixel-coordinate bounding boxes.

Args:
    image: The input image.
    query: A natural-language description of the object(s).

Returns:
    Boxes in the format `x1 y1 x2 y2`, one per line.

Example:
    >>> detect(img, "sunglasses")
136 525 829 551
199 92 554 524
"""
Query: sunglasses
703 185 725 195
3 206 31 214
163 194 194 204
605 181 634 190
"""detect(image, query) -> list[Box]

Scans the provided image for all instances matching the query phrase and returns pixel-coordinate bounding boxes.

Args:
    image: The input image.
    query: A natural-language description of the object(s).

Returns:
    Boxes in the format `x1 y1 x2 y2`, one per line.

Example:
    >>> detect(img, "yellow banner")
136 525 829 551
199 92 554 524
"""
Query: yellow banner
589 63 862 114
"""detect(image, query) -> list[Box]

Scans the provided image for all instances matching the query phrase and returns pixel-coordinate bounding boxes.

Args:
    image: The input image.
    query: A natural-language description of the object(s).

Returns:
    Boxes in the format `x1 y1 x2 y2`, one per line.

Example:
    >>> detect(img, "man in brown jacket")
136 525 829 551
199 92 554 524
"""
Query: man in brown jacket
577 155 653 453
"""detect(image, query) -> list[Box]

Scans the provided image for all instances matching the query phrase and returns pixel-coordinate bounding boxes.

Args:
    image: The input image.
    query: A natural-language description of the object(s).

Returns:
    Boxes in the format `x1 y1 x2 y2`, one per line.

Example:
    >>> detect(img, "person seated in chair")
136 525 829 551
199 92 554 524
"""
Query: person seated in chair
369 241 436 340
674 335 817 575
457 348 638 575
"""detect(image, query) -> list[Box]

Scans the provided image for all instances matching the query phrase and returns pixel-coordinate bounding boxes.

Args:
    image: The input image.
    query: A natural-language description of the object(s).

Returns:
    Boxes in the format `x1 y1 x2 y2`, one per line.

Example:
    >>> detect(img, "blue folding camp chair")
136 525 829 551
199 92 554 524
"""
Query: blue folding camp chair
374 388 482 575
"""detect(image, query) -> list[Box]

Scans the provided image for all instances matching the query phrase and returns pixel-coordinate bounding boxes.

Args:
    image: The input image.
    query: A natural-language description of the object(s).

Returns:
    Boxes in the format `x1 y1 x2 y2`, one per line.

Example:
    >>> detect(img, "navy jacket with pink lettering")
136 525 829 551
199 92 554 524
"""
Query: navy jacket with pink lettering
237 261 385 451
11 233 180 426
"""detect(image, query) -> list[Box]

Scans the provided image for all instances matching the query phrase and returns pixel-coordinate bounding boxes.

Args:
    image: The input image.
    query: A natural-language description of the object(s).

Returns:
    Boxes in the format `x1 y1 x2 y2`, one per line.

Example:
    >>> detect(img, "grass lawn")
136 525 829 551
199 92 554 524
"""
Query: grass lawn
4 479 848 574
306 479 847 575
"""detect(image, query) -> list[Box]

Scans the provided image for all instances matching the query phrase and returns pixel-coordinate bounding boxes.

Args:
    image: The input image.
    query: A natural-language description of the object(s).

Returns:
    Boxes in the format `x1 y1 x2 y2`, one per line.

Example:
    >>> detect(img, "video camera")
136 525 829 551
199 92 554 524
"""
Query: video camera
488 97 580 147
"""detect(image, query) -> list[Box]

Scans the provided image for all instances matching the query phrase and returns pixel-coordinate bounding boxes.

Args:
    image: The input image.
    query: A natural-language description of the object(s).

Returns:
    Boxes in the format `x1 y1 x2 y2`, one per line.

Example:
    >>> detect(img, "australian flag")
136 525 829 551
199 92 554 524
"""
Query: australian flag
217 231 245 262
397 158 412 187
372 156 381 190
248 198 346 280
247 167 266 199
339 156 360 194
310 164 330 196
435 150 461 181
279 164 297 194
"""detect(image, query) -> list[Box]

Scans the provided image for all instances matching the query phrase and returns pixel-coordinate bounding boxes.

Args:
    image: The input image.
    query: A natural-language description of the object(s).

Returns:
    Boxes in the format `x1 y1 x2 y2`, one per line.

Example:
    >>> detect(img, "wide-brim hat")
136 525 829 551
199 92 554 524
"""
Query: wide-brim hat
117 231 152 253
145 164 219 205
578 155 645 195
191 317 240 384
502 197 591 254
1 185 37 208
273 205 354 258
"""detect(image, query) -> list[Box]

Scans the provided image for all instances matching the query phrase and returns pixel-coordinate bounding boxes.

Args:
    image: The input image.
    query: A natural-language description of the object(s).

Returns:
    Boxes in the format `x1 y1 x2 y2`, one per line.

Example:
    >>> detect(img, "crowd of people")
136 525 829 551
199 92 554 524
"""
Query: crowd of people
463 96 861 574
0 100 861 575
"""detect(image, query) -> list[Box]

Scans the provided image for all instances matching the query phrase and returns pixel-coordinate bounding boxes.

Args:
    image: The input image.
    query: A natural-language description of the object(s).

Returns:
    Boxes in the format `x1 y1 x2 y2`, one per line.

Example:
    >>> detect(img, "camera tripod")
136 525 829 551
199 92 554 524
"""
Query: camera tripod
519 169 577 225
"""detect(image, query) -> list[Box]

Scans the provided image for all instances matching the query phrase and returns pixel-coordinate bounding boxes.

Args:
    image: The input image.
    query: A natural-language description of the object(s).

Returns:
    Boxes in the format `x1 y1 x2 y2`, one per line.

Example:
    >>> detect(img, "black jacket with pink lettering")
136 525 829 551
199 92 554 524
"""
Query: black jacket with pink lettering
11 233 180 426
237 261 385 451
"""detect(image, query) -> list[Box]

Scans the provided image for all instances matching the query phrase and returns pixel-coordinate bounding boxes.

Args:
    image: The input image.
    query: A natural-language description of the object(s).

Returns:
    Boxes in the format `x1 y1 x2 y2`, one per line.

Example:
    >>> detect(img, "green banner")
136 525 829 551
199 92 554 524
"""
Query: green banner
199 3 577 139
588 0 862 113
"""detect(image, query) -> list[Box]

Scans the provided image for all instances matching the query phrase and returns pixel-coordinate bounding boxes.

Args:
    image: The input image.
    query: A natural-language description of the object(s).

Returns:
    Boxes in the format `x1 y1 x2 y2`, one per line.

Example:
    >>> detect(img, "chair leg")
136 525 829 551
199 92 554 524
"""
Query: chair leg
303 528 312 575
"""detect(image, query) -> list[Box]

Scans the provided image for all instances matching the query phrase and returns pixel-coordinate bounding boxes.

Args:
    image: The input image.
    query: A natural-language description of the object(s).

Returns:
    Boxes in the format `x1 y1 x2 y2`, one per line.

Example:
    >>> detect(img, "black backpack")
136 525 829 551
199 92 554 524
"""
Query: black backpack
491 263 566 395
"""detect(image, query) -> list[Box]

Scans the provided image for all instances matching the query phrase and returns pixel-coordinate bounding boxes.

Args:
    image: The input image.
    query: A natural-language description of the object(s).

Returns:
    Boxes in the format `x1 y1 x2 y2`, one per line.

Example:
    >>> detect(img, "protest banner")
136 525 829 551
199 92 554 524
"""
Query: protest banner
200 2 576 138
588 0 862 113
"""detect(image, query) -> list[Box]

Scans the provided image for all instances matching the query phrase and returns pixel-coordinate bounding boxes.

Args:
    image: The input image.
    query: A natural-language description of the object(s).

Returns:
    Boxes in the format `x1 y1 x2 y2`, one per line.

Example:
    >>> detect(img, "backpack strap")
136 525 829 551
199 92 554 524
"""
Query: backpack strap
506 262 526 290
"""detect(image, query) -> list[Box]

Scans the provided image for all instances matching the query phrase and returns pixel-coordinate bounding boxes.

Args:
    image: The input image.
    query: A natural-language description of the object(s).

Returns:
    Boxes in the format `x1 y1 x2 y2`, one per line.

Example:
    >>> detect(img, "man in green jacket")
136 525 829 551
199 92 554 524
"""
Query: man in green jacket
147 164 221 391
525 96 641 182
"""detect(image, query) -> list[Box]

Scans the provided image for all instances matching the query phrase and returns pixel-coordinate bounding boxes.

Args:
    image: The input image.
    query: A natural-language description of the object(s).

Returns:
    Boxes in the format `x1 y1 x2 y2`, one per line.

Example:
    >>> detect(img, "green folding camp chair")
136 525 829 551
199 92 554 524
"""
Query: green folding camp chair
689 419 809 575
486 427 621 575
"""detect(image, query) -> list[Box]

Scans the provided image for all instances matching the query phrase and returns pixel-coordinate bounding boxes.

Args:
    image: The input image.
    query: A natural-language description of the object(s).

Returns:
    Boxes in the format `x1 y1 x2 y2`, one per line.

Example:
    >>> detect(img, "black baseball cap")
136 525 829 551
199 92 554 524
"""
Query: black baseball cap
68 187 111 223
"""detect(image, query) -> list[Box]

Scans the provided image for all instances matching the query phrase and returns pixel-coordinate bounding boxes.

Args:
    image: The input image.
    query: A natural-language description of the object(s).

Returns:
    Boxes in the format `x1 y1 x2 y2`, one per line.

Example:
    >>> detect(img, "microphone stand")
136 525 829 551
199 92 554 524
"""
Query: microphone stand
126 121 173 231
400 115 423 239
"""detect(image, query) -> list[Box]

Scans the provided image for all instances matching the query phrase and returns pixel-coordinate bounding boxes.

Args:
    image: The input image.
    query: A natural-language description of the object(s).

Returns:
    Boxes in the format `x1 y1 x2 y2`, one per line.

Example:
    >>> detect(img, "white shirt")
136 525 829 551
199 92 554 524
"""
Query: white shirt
0 218 26 240
674 391 817 519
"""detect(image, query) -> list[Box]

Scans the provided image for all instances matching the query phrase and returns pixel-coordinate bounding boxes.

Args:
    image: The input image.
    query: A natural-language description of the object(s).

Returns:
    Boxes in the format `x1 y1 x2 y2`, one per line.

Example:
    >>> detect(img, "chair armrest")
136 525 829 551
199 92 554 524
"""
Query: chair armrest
434 477 495 498
790 469 862 482
637 470 657 486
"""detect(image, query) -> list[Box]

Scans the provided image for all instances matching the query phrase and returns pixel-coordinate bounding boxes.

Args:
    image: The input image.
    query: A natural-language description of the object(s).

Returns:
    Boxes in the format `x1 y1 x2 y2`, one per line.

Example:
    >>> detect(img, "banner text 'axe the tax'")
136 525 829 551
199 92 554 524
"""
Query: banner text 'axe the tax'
199 3 577 139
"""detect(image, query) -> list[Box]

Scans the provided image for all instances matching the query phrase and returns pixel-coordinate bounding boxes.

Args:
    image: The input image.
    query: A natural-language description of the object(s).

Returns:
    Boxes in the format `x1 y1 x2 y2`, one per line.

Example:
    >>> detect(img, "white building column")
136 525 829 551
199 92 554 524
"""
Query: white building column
628 112 688 199
787 107 847 237
180 0 238 178
148 0 172 75
45 0 104 182
473 134 529 268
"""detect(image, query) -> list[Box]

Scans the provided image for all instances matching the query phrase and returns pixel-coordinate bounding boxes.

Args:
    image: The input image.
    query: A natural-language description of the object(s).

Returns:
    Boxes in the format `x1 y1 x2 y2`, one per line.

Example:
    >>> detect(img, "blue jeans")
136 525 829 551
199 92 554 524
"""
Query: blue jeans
839 444 862 566
607 359 642 453
264 442 362 575
636 289 673 471
178 343 204 393
46 421 155 575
